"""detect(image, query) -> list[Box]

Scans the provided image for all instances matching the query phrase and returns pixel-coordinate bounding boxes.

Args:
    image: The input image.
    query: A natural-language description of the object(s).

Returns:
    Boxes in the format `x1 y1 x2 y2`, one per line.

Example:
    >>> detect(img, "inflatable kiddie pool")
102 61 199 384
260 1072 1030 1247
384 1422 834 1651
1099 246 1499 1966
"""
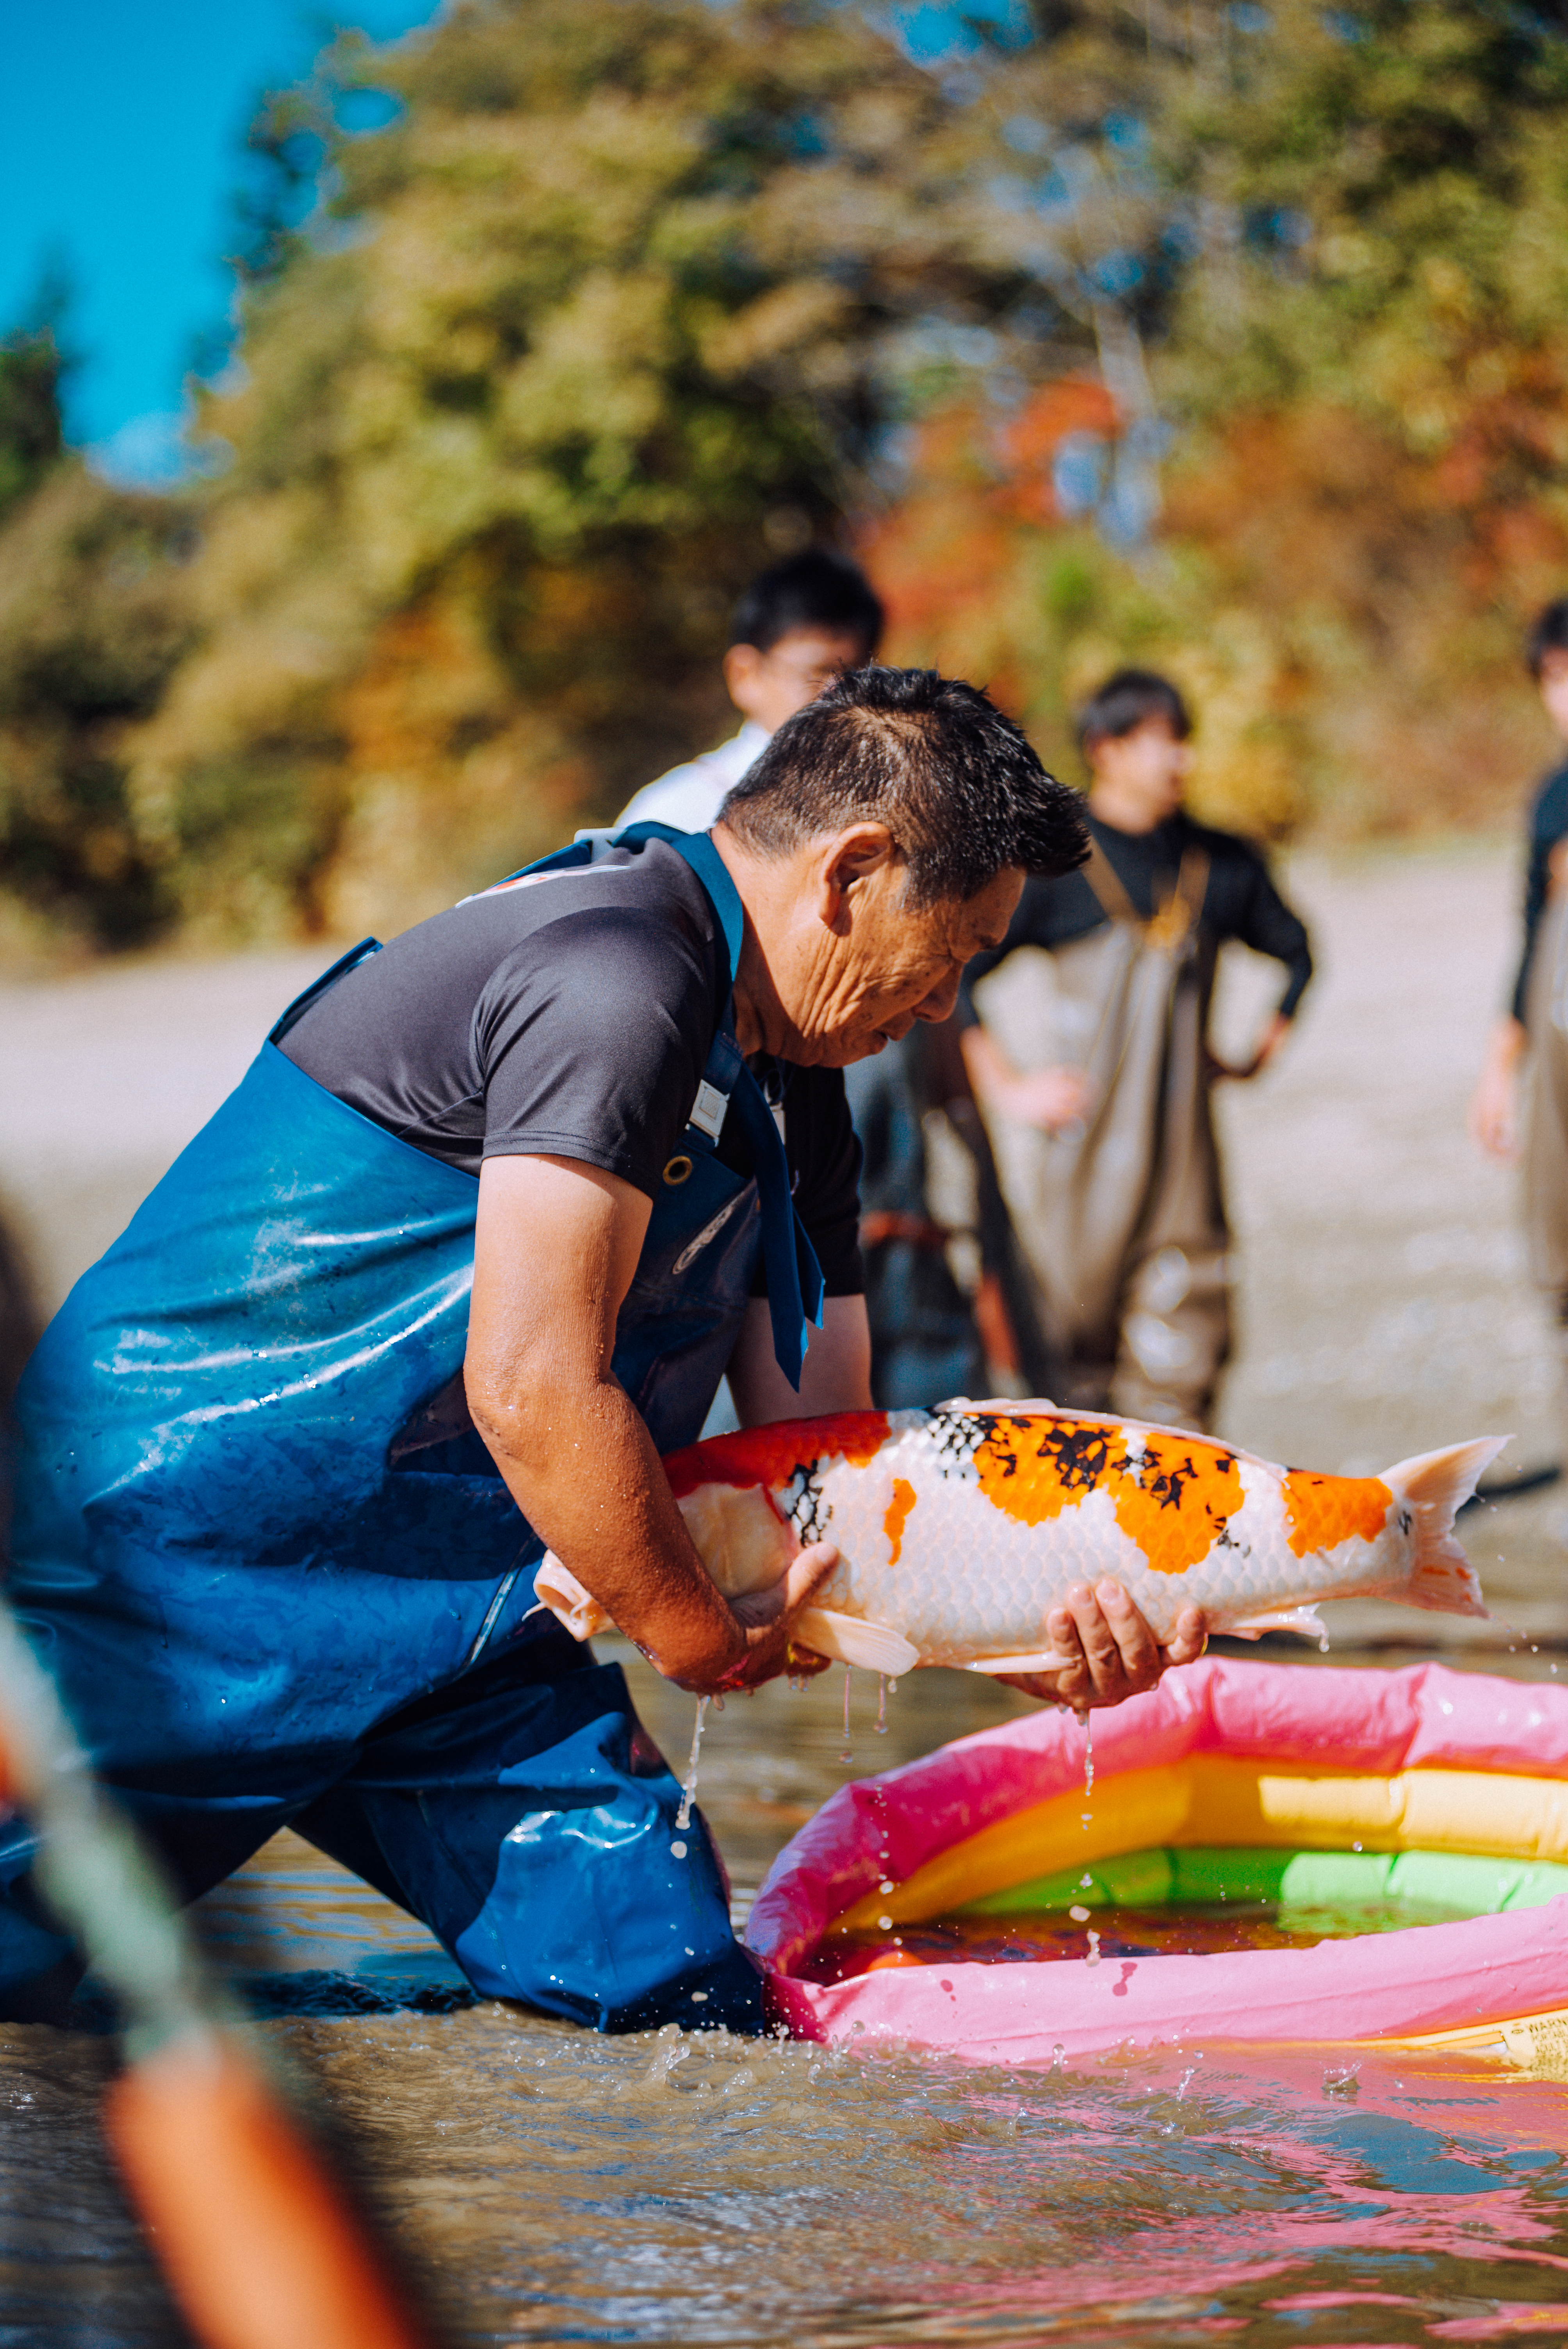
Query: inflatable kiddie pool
747 1657 1568 2066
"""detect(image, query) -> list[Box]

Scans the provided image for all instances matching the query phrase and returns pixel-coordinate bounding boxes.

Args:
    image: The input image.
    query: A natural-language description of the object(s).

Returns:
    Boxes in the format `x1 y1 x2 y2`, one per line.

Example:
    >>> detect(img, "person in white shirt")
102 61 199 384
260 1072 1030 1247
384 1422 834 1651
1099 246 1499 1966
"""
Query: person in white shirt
616 548 885 831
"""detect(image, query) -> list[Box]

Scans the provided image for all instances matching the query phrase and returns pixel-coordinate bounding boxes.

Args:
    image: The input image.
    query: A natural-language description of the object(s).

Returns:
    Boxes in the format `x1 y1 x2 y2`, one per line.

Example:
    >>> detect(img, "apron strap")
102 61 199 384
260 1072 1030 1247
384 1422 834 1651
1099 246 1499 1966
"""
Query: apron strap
613 821 746 992
622 824 823 1388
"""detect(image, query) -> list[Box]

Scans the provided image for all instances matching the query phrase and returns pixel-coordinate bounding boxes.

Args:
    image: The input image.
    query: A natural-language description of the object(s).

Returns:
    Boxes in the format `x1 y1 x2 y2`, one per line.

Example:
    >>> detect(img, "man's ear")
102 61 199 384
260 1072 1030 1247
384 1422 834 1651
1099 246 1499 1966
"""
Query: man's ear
814 824 896 934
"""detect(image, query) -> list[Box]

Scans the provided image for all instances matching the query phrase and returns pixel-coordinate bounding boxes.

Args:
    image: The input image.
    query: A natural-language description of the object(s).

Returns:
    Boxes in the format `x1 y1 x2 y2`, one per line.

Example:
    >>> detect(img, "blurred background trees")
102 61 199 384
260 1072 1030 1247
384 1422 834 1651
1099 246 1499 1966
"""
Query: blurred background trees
4 0 1568 954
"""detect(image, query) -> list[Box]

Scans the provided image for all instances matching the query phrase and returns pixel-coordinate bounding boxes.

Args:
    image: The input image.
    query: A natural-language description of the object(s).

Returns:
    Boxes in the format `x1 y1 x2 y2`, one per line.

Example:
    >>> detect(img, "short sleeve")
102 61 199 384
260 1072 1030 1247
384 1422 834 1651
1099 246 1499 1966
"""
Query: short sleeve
475 904 718 1197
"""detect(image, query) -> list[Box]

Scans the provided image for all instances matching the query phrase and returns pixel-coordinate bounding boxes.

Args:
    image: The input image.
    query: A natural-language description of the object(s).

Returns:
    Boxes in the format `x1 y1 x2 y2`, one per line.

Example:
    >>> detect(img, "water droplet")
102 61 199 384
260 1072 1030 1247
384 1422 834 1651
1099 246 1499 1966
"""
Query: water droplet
1080 1873 1093 1889
690 1989 709 2004
1069 1904 1090 1921
879 1880 895 1894
675 1697 709 1830
1085 1928 1101 1967
878 1915 893 1930
876 1674 888 1735
670 1839 688 1859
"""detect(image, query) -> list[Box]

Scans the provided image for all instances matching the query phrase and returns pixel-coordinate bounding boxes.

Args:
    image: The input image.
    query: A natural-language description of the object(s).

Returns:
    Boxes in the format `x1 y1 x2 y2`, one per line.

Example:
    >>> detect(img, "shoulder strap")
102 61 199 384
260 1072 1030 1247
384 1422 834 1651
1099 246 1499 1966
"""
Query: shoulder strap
614 821 746 992
1080 840 1141 926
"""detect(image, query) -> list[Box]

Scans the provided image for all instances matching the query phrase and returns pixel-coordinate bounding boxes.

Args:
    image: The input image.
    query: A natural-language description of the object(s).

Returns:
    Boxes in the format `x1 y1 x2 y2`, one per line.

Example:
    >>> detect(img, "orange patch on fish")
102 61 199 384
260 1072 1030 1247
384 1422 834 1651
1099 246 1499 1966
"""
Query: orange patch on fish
662 1412 891 1501
1108 1433 1244 1575
1282 1469 1391 1559
884 1477 916 1563
973 1417 1243 1574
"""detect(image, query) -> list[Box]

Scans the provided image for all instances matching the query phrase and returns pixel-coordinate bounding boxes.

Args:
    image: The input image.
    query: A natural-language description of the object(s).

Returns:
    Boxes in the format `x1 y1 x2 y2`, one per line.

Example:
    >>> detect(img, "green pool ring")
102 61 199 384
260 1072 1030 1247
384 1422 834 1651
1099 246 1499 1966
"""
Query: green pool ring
955 1845 1568 1919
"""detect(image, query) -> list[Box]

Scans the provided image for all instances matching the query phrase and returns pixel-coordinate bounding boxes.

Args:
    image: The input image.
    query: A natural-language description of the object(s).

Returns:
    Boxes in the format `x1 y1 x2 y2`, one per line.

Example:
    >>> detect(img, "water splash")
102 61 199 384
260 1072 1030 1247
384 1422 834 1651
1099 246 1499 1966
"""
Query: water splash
673 1696 709 1846
876 1675 888 1736
1084 1928 1101 1968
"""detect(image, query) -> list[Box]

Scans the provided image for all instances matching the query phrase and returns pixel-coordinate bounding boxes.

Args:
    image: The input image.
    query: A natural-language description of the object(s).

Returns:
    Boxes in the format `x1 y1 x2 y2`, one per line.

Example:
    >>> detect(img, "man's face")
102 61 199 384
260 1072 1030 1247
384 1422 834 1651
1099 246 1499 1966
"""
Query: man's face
1087 713 1192 827
724 627 870 736
1540 649 1568 746
772 857 1025 1068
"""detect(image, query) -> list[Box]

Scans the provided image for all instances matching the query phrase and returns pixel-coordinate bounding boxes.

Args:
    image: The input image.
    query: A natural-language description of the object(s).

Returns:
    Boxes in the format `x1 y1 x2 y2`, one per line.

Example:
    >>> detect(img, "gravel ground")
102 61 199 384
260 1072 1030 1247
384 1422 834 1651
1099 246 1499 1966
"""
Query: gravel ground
1 839 1559 1665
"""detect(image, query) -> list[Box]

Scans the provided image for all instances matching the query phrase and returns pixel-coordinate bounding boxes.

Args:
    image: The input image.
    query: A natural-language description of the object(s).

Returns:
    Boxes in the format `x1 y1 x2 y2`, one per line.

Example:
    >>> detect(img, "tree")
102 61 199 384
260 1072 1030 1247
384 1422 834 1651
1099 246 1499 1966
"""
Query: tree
127 0 1048 941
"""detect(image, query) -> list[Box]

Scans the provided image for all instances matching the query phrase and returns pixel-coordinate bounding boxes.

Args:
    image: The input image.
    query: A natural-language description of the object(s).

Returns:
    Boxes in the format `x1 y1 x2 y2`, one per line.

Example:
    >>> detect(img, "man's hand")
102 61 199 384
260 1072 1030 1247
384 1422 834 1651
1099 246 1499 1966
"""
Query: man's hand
995 1579 1207 1711
1207 1011 1292 1084
961 1026 1094 1133
674 1544 839 1693
994 1063 1095 1131
1470 1016 1527 1162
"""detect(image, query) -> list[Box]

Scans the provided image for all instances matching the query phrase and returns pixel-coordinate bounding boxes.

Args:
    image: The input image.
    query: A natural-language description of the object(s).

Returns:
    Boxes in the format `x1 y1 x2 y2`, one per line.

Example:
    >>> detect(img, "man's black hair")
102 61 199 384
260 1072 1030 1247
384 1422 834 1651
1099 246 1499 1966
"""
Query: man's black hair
1076 667 1192 755
718 666 1087 907
729 548 885 659
1527 598 1568 680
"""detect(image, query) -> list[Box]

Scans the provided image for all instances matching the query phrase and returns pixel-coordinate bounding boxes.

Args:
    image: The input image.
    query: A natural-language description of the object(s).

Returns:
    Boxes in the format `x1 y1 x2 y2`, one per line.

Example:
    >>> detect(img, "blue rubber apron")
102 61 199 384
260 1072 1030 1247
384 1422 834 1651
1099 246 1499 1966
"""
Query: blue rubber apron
4 827 823 2030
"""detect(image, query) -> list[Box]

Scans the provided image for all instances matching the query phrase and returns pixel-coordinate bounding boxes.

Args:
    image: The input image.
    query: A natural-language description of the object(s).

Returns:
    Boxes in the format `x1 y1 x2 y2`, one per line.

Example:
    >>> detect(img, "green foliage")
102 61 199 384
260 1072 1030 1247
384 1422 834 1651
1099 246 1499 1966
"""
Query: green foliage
126 0 1040 942
0 467 195 950
7 0 1568 954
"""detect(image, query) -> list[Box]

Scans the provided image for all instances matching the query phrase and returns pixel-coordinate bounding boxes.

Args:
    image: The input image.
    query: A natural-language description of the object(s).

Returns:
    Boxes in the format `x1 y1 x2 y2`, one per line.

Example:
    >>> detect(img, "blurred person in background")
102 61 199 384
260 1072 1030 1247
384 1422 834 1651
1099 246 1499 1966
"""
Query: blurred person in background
959 669 1313 1433
615 546 885 831
845 1014 1053 1410
1468 597 1568 1486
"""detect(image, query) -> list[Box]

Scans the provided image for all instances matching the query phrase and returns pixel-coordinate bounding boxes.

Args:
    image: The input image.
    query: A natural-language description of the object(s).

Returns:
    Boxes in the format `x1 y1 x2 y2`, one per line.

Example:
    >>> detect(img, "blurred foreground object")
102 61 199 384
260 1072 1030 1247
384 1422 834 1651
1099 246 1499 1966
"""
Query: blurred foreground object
0 1603 435 2349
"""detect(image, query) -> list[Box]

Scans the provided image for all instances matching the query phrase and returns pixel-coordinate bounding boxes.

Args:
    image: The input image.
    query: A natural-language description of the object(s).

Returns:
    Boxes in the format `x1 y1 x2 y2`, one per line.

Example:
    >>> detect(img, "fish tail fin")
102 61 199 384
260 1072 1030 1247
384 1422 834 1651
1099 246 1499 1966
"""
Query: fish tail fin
1383 1436 1510 1618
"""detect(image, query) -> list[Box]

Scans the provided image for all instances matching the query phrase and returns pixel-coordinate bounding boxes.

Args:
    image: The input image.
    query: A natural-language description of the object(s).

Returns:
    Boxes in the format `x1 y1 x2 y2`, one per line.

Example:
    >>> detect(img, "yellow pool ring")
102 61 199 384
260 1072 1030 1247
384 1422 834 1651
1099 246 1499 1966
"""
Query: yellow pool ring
832 1755 1568 1935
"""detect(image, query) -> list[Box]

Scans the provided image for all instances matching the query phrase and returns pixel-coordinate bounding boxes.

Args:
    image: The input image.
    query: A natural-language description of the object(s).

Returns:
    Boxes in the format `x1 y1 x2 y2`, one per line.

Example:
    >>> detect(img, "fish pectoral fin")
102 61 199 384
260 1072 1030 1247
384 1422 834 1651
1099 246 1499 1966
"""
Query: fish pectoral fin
534 1552 613 1642
1224 1606 1328 1642
966 1650 1074 1674
792 1608 921 1676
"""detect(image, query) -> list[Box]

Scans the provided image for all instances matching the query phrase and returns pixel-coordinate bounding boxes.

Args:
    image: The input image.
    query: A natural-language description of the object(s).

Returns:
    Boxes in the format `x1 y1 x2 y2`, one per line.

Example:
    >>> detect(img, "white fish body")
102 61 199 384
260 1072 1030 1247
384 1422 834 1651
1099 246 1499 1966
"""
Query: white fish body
535 1402 1505 1675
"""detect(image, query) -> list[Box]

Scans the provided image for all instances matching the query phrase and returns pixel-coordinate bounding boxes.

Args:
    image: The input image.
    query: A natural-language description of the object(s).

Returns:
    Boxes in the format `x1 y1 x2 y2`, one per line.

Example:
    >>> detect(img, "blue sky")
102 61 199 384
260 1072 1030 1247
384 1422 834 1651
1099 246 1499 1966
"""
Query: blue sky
0 0 441 484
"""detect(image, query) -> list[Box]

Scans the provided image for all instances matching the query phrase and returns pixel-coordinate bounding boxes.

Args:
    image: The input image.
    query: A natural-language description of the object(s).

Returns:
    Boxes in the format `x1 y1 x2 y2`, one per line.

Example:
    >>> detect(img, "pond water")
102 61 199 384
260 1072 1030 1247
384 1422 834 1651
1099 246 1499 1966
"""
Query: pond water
6 1647 1568 2347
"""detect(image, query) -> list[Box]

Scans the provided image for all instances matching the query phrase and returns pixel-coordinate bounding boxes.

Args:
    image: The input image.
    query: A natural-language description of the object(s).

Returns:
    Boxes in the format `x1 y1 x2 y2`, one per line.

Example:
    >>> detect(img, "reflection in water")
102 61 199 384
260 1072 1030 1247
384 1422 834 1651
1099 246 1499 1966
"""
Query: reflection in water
6 1650 1568 2344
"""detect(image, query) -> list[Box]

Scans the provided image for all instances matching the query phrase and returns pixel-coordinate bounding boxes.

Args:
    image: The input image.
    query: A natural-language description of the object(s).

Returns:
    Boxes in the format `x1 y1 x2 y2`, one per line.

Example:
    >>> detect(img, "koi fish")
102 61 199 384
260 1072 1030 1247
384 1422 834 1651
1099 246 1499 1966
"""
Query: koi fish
533 1403 1506 1676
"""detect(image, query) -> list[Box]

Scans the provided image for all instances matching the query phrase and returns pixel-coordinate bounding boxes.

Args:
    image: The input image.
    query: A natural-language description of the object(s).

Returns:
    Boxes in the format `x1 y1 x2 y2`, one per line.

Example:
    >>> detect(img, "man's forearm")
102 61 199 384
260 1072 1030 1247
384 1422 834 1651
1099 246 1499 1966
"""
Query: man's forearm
467 1360 741 1684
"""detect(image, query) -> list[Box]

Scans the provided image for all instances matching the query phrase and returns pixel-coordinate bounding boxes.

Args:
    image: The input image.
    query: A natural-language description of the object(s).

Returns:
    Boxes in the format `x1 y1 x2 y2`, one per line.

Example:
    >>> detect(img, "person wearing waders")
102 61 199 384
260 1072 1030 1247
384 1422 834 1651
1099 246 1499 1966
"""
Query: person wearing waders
959 669 1313 1433
1 668 1211 2029
1469 597 1568 1511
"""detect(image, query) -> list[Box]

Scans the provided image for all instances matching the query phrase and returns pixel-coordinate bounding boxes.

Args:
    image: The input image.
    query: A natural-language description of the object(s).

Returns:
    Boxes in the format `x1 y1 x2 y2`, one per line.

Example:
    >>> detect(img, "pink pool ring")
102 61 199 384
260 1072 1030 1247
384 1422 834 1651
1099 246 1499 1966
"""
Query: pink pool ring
747 1657 1568 2064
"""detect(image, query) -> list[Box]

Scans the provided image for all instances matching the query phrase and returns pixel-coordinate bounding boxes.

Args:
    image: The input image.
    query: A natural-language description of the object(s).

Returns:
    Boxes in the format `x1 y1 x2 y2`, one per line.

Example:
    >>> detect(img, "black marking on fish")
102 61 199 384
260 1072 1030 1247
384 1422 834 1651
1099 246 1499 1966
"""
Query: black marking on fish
783 1465 831 1543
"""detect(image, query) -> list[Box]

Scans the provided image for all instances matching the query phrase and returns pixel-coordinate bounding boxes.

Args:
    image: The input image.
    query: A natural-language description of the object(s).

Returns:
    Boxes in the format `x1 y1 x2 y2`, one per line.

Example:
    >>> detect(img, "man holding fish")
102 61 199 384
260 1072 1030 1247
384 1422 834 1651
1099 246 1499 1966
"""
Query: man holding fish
4 667 1212 2034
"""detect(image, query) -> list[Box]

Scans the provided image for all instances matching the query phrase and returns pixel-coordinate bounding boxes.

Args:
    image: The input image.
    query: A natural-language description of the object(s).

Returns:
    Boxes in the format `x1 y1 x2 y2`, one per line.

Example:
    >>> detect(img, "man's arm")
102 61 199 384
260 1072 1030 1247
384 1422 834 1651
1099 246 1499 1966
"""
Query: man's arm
727 1293 873 1424
464 1153 834 1690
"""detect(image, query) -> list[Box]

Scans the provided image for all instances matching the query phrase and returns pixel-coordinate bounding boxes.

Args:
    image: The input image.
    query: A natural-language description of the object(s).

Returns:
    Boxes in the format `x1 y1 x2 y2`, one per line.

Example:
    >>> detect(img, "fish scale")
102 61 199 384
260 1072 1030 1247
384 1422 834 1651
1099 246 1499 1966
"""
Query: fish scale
533 1403 1506 1676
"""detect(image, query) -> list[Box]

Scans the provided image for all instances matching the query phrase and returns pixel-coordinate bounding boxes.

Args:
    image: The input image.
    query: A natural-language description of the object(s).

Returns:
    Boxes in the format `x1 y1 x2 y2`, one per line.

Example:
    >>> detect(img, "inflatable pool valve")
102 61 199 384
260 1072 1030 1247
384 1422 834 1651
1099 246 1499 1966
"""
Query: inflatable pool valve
748 1657 1568 2067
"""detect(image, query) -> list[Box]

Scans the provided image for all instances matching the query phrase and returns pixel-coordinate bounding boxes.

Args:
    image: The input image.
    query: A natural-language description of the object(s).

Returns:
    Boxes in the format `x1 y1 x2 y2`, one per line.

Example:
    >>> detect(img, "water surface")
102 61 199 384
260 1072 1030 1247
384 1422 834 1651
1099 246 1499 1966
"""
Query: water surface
7 1650 1568 2346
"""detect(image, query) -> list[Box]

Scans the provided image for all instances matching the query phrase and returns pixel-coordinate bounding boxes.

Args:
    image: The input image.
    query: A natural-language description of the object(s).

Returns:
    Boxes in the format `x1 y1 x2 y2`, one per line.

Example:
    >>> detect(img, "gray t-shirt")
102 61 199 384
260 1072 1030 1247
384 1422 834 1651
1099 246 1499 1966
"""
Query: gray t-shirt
280 835 863 1296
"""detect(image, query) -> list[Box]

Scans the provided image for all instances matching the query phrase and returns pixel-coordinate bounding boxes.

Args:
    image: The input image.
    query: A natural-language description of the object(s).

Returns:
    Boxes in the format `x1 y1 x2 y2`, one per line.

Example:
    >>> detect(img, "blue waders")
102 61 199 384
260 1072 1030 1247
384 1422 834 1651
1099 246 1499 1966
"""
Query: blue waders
2 828 823 2029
